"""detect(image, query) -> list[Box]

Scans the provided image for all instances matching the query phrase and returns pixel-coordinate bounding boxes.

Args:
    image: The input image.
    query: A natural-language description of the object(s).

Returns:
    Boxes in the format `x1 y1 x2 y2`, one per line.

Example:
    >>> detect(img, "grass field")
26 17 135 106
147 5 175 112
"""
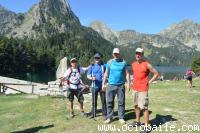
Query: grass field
0 79 200 133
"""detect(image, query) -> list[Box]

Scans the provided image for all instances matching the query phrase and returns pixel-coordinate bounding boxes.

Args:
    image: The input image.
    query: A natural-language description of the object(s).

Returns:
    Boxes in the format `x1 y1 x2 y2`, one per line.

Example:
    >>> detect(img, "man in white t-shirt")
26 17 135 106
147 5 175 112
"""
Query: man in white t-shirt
63 58 86 118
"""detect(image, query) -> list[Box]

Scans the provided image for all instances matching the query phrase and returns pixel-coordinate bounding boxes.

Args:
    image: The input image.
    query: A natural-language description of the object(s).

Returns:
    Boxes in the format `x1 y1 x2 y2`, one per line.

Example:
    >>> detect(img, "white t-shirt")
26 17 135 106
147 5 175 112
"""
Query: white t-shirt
63 67 85 89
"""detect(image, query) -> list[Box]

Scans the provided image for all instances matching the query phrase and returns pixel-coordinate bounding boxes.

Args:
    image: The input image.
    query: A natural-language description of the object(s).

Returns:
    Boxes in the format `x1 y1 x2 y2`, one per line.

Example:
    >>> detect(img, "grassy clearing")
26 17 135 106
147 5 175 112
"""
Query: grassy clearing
0 79 200 133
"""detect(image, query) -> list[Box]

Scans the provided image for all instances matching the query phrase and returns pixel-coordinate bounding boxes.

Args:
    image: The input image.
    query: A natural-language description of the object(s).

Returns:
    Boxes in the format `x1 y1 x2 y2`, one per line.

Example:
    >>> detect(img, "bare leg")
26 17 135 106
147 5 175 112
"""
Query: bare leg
79 101 84 112
190 80 192 88
69 101 74 112
144 109 149 126
135 106 141 123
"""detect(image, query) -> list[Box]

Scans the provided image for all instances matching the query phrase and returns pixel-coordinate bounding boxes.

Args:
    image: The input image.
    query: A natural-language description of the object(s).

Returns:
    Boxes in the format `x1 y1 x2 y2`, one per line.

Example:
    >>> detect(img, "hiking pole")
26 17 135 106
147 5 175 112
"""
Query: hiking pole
92 80 96 121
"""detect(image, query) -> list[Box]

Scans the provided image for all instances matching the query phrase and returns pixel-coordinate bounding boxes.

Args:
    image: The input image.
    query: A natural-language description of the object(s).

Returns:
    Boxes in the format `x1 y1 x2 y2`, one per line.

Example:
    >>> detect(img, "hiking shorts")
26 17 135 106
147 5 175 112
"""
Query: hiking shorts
186 76 192 81
133 91 149 110
67 89 84 103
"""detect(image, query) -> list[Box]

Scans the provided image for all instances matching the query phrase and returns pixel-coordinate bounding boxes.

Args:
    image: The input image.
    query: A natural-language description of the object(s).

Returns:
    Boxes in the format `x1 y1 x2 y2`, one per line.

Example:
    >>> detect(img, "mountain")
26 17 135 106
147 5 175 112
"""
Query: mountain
0 0 114 81
90 21 119 44
0 0 82 38
0 0 113 55
159 19 200 51
90 21 199 65
0 5 23 34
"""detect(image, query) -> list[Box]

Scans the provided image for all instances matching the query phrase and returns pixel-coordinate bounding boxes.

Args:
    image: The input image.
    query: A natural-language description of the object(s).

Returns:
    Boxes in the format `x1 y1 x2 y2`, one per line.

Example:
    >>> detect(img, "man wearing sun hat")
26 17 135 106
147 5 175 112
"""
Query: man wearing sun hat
102 48 130 124
131 48 159 133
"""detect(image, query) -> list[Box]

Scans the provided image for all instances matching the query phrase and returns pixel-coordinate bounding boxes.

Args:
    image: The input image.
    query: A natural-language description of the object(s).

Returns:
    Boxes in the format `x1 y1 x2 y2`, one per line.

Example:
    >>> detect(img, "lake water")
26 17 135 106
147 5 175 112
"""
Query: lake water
154 66 188 74
154 66 188 80
6 66 188 83
128 66 188 80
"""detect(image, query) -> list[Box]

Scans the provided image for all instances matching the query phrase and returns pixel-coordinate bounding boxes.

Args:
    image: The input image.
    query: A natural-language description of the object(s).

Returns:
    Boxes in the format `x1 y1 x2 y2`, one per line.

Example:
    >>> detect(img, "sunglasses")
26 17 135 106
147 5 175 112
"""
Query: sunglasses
95 57 100 60
71 60 77 63
135 52 143 55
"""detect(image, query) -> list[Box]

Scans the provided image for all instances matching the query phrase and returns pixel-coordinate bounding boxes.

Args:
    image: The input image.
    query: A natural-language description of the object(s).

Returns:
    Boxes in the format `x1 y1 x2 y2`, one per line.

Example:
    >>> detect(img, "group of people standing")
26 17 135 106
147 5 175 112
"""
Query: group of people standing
62 47 159 133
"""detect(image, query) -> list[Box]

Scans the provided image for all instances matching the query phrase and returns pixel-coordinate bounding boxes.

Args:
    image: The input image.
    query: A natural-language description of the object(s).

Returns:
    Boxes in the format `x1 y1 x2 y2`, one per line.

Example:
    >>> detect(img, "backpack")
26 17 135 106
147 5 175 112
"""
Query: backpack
66 66 82 88
186 70 193 77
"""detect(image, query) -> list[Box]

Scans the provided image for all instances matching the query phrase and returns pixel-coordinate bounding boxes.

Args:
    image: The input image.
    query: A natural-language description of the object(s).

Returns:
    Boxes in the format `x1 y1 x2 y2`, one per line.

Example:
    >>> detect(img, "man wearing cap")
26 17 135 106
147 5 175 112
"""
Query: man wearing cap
131 48 158 133
87 53 107 119
102 48 130 124
63 58 87 118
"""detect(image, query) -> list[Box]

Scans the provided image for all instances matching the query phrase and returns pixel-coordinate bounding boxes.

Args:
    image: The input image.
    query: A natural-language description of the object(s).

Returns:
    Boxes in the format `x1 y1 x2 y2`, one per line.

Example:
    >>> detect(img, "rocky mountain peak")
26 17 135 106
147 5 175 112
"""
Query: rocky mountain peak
38 0 72 17
1 0 80 37
89 21 119 44
158 19 200 50
0 4 20 34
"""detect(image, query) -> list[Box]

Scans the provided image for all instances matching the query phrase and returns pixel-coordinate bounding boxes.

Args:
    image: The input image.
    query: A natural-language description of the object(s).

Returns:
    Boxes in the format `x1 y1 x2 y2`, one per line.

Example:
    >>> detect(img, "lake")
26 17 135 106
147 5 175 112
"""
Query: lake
128 66 188 80
5 66 188 83
154 66 188 80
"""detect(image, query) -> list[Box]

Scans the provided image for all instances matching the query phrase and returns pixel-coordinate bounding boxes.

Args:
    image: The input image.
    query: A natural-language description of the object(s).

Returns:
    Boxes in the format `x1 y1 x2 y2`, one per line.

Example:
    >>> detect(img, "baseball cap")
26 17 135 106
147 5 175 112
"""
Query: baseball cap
135 48 144 53
70 58 77 62
112 48 120 54
94 53 101 58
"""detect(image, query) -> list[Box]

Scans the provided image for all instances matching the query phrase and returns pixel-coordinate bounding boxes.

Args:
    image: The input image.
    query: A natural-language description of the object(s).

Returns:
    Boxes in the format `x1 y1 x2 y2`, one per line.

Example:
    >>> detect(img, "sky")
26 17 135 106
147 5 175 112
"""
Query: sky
0 0 200 34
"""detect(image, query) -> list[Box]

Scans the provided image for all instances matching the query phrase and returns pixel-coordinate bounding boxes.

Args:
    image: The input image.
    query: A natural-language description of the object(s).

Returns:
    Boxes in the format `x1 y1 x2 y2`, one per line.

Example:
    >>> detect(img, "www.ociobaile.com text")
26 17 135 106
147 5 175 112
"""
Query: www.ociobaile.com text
98 123 200 132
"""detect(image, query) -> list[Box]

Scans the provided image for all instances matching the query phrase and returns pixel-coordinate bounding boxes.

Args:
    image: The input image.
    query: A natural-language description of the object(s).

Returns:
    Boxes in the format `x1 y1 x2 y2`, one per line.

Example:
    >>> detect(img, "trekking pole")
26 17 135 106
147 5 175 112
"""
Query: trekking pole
92 80 96 121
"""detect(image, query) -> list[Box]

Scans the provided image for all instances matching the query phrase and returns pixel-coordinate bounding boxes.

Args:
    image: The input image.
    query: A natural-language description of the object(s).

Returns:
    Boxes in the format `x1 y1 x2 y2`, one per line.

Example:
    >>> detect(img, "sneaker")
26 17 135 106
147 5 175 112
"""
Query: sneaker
102 116 107 120
104 119 111 124
140 127 151 133
119 119 126 124
89 115 96 119
80 111 85 116
129 121 141 127
69 112 74 118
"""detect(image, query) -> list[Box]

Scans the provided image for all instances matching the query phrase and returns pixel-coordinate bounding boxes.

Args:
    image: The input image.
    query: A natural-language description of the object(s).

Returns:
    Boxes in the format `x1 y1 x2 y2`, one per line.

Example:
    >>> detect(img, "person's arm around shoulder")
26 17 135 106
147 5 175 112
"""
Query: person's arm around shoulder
147 63 159 84
81 66 88 73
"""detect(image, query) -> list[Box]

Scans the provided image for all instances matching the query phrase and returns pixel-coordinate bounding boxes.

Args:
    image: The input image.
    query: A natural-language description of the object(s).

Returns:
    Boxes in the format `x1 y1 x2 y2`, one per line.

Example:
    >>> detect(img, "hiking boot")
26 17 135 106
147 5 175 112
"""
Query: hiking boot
69 111 74 118
104 119 111 124
119 119 126 125
129 121 141 127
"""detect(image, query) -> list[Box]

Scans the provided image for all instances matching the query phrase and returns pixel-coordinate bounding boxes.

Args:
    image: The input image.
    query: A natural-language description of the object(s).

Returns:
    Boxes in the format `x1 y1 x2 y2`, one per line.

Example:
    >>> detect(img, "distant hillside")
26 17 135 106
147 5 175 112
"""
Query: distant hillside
90 21 200 65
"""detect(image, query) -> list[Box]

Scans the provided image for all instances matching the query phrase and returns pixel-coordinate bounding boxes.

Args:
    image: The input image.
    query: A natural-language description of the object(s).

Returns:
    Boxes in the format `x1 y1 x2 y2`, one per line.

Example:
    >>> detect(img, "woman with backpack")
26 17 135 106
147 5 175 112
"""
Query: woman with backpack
185 69 195 88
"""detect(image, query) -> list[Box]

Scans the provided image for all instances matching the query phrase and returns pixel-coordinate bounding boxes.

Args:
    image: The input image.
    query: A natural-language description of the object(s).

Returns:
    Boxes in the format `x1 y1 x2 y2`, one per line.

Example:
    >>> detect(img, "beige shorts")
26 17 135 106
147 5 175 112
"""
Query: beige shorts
133 91 149 110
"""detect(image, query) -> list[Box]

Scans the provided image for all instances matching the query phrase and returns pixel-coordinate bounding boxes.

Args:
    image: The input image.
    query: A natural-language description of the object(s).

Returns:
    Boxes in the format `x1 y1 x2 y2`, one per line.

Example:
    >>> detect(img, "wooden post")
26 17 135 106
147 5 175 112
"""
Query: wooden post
31 84 34 94
0 83 2 93
3 85 7 93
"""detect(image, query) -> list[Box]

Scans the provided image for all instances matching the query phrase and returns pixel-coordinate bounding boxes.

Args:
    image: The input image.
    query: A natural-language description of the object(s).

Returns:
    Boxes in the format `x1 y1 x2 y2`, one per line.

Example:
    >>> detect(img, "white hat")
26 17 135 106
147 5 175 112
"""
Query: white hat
135 48 144 53
70 58 77 62
112 48 120 54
